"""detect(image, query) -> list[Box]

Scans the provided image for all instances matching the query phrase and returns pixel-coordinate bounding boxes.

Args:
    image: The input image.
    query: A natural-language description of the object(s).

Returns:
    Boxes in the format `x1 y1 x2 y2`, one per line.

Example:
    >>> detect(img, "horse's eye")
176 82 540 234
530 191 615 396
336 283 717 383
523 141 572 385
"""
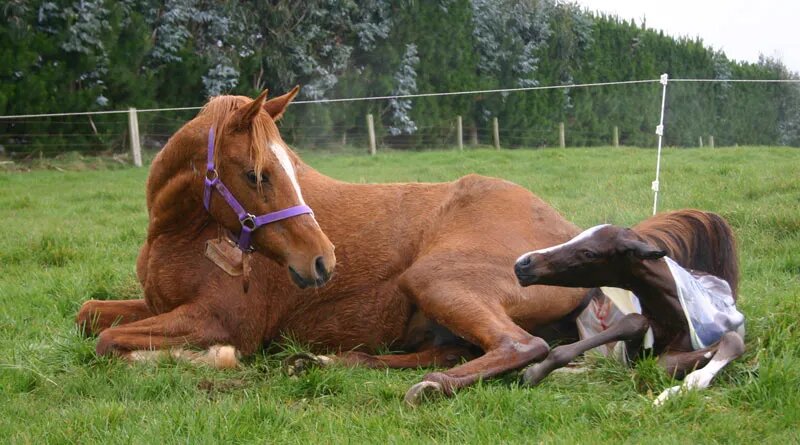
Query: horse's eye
246 171 258 185
246 171 269 185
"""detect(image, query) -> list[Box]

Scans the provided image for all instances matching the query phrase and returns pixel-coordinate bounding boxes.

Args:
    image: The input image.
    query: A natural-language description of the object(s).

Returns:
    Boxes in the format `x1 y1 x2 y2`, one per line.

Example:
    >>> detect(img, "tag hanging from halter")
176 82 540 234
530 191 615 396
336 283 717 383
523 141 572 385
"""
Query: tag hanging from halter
204 238 243 276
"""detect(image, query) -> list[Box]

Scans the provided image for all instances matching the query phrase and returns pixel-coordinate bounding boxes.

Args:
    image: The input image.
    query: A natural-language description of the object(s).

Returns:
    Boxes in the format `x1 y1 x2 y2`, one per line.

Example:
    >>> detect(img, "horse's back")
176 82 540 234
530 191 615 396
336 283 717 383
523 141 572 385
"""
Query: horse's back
416 174 586 327
635 209 739 299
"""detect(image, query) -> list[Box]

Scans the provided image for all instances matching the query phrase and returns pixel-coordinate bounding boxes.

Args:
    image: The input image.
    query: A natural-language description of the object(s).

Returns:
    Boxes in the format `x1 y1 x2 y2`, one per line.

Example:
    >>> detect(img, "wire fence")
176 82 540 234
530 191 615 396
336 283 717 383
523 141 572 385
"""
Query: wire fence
1 77 798 159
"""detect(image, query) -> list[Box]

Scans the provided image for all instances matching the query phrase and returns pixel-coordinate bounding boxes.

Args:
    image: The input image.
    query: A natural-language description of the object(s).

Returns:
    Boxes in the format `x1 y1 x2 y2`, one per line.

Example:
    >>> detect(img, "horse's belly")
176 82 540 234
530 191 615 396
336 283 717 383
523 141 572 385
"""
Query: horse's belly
506 285 588 330
280 284 414 353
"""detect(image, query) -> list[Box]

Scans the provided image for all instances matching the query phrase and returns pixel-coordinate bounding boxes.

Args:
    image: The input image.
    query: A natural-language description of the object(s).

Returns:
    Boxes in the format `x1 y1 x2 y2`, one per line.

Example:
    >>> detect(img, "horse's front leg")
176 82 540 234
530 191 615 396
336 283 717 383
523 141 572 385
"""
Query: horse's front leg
76 299 155 336
521 313 650 386
654 331 745 405
94 303 241 369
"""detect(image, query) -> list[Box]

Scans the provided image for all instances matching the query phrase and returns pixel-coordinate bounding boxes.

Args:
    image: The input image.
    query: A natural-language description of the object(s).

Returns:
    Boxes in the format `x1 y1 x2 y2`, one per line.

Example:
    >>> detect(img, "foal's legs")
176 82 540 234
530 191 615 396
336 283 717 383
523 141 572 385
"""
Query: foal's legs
76 299 155 336
654 331 745 405
521 313 650 386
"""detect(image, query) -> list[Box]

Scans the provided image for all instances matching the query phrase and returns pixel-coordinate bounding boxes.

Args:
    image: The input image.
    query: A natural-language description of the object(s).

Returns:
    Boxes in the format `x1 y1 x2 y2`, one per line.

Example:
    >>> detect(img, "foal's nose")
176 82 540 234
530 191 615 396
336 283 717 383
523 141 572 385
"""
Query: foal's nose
515 254 534 274
514 254 539 286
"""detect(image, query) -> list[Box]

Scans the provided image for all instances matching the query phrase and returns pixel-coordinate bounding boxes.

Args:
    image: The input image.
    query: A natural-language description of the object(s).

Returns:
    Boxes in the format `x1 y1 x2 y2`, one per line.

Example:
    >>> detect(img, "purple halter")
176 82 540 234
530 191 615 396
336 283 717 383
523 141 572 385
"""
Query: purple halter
203 127 314 252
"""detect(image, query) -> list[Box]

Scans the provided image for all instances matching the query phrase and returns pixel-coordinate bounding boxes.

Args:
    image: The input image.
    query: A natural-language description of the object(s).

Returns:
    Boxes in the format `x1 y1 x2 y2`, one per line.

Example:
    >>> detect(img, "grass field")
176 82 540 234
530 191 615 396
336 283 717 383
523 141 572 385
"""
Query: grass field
1 147 799 444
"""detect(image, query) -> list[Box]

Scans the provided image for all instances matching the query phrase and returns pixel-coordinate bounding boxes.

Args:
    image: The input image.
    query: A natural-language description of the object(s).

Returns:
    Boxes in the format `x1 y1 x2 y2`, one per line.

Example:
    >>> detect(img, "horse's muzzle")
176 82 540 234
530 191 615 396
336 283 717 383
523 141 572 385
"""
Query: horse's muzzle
289 255 333 289
514 255 540 287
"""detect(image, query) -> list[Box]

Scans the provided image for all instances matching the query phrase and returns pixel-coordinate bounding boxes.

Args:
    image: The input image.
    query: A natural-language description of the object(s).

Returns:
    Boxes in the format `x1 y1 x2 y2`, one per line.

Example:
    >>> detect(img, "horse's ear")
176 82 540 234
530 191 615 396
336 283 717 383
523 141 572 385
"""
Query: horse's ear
624 239 667 260
263 86 299 121
230 89 269 131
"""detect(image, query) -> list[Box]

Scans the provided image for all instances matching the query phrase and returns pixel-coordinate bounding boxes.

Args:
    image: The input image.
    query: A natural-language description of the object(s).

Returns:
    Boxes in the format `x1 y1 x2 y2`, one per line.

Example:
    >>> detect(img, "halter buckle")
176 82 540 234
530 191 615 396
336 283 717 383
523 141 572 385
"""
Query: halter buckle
241 214 257 230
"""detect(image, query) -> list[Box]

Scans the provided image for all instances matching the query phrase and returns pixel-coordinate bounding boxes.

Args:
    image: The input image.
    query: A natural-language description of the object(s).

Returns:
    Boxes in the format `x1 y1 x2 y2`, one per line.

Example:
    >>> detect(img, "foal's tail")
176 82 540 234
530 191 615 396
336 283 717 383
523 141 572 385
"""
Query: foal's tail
633 209 739 300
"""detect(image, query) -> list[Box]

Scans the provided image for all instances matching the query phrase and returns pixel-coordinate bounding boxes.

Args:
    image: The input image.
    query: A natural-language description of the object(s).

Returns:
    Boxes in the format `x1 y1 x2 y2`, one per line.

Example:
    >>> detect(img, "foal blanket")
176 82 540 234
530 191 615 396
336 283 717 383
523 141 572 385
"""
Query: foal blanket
577 257 745 361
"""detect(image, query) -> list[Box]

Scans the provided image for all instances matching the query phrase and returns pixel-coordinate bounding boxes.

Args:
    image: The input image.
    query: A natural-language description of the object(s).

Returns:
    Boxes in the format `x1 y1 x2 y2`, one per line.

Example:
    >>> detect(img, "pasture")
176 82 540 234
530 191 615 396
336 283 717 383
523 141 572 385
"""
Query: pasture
1 146 798 443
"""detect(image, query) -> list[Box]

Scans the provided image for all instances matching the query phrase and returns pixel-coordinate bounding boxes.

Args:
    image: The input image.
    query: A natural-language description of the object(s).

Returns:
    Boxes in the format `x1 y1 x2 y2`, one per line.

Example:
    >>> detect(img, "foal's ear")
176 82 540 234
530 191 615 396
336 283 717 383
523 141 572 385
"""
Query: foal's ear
264 85 300 122
230 89 269 131
624 239 667 260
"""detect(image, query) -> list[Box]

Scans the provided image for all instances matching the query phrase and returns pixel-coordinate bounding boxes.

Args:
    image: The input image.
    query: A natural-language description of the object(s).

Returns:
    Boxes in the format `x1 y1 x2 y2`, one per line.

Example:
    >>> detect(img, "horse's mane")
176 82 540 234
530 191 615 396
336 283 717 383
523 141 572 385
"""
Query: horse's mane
633 209 739 300
199 95 279 185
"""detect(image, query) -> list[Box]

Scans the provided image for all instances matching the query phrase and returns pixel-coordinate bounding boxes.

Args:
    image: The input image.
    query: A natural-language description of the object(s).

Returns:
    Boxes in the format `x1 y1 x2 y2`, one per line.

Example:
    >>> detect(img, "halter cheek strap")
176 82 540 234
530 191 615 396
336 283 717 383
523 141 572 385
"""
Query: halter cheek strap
203 127 314 252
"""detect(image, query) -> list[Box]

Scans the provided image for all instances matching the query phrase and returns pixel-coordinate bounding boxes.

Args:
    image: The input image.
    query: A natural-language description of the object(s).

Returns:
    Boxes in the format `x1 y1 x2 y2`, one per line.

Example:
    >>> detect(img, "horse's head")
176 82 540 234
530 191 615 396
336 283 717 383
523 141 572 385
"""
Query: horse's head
514 224 666 288
201 88 335 288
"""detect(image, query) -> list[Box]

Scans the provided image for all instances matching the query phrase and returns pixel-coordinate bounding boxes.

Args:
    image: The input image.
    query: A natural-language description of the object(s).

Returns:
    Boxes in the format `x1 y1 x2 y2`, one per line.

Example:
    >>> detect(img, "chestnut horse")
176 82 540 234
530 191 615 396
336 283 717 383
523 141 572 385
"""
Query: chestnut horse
514 210 745 403
76 89 587 403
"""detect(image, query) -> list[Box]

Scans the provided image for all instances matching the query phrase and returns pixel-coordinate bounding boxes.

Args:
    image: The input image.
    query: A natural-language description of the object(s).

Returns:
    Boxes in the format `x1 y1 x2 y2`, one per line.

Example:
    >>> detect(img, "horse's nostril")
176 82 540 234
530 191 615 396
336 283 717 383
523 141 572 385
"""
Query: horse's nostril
314 256 329 281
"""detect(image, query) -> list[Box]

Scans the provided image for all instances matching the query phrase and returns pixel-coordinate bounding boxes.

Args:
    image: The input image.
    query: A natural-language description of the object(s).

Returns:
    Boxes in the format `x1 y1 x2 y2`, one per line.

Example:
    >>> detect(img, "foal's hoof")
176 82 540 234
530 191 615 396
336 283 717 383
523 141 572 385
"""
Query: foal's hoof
404 381 445 407
282 352 333 376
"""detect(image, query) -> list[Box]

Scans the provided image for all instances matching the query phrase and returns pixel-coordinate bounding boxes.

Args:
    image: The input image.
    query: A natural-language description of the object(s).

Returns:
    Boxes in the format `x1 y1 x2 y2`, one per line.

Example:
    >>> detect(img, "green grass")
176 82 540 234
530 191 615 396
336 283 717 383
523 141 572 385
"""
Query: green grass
1 146 799 444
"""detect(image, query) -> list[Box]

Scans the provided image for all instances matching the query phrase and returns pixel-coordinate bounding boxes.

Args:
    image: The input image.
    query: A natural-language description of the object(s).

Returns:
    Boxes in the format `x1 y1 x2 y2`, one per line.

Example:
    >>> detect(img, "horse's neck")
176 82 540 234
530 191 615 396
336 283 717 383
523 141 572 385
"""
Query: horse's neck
146 145 208 240
627 261 690 343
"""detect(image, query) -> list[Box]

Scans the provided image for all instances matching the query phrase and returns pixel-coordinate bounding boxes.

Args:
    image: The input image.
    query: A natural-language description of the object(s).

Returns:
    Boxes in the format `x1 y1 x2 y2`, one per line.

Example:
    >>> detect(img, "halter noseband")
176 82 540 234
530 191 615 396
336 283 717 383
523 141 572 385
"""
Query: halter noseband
203 127 313 252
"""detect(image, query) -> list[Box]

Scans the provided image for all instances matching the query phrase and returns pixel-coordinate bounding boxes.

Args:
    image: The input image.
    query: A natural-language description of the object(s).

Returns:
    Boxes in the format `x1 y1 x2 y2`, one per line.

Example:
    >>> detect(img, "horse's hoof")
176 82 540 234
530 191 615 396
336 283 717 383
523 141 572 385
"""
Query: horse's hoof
520 364 547 386
404 381 444 407
653 385 683 406
282 352 333 376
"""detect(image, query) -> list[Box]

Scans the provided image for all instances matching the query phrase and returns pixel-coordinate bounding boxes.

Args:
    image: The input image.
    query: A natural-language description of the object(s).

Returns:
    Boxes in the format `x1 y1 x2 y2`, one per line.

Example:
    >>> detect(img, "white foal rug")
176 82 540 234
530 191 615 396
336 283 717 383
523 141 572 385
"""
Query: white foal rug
577 256 745 362
664 257 745 349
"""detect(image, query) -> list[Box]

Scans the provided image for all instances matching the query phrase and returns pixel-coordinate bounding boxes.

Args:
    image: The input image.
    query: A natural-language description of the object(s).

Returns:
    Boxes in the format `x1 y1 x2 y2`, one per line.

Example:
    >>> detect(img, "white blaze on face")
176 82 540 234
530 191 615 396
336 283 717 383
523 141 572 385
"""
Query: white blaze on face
516 224 611 264
269 142 317 222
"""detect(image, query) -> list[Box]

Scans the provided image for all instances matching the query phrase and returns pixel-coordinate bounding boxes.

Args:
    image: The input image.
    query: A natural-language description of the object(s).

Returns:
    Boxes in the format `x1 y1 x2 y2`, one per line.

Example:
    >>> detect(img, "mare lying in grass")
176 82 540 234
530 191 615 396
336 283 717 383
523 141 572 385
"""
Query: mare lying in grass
513 209 746 404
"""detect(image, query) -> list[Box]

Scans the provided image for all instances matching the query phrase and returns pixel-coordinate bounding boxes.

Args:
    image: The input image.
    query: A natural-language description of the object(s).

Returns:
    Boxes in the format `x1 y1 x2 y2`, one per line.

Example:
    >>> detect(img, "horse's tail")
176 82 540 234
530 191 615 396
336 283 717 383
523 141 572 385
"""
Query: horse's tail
633 209 739 300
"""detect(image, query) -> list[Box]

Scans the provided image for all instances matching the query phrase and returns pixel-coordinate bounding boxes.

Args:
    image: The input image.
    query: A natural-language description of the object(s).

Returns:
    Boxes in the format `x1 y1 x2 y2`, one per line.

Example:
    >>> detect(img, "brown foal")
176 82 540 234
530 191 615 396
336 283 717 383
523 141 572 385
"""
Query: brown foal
76 88 589 404
514 210 746 403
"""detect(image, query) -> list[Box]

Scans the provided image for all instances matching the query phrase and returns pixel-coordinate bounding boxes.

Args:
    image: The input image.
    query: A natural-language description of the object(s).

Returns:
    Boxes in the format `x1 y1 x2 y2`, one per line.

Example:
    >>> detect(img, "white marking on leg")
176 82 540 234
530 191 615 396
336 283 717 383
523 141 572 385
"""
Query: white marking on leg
654 347 740 406
128 345 240 369
516 224 611 264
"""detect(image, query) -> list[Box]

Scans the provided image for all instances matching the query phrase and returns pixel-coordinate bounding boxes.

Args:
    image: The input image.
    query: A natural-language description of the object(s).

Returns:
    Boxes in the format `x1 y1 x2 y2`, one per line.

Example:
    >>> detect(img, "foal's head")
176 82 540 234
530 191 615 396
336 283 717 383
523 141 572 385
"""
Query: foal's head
514 224 666 288
199 88 335 288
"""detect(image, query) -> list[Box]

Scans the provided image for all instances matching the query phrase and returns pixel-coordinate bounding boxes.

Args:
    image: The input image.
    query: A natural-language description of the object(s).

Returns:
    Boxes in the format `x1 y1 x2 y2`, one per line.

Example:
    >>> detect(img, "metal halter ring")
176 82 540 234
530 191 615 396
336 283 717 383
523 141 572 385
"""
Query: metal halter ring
205 169 219 182
241 214 257 230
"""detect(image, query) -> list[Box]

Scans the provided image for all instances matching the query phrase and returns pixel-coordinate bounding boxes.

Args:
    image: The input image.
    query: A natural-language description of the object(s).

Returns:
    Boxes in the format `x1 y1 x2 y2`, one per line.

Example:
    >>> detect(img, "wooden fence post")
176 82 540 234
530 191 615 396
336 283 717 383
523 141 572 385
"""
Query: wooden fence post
559 122 565 148
613 126 619 148
699 136 704 147
456 115 463 151
128 107 142 167
709 135 715 149
492 117 500 150
366 114 376 155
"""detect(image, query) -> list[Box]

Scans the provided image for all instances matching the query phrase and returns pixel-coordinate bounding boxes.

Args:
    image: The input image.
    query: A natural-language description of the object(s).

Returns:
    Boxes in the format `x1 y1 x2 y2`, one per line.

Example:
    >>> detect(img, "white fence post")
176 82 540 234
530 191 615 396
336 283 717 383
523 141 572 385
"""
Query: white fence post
652 73 669 215
366 113 376 156
559 122 566 148
456 115 463 151
128 107 142 167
